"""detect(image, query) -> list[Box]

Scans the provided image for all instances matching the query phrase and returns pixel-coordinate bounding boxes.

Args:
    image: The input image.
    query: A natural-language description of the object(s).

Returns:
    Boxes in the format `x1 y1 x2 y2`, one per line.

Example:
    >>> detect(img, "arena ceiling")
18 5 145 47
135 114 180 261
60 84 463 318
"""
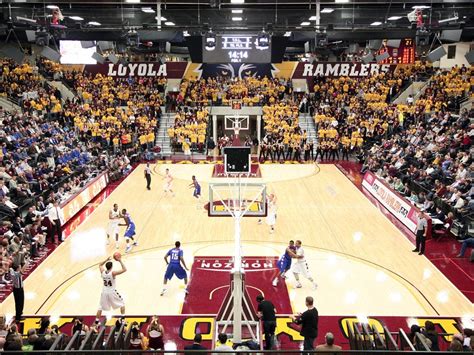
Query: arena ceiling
2 0 473 34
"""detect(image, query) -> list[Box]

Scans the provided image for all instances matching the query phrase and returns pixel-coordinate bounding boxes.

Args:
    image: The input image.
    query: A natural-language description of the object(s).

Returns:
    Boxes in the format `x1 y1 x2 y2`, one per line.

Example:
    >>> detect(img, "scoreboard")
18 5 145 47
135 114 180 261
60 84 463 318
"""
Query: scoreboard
203 35 272 63
377 38 416 64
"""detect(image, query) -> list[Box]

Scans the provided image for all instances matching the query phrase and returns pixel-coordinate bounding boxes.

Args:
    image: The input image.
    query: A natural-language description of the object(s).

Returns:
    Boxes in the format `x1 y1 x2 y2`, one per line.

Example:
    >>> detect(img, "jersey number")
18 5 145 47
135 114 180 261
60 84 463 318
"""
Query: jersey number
103 280 112 287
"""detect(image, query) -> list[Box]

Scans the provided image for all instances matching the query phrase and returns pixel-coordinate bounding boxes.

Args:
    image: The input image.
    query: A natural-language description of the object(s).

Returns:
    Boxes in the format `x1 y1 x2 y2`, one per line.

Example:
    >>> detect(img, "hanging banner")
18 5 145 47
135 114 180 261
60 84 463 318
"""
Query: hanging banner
293 62 397 78
83 62 189 78
78 61 409 79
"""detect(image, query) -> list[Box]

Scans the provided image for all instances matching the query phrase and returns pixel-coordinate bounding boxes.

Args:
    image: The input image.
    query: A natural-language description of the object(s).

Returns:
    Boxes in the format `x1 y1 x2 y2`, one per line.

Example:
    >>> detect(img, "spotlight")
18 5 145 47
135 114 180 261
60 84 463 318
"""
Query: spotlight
256 30 270 50
126 30 139 47
35 30 50 46
315 31 328 47
205 30 216 51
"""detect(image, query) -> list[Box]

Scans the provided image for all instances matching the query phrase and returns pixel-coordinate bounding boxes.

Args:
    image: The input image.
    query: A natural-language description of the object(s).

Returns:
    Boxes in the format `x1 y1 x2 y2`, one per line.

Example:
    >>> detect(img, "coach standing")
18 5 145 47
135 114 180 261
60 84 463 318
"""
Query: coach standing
144 163 153 190
256 294 276 350
10 263 26 322
292 296 319 352
48 200 64 244
413 211 428 255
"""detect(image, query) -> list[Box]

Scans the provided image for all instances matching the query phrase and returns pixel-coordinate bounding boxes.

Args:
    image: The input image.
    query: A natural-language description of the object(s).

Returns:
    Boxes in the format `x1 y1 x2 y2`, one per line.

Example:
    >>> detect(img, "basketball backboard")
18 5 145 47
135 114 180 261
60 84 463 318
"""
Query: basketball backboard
208 182 267 217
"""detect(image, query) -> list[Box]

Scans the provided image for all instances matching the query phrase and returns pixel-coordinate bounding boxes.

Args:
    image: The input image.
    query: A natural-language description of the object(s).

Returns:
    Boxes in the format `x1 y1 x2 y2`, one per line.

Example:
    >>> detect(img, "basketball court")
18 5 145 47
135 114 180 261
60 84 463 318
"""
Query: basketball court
1 163 472 318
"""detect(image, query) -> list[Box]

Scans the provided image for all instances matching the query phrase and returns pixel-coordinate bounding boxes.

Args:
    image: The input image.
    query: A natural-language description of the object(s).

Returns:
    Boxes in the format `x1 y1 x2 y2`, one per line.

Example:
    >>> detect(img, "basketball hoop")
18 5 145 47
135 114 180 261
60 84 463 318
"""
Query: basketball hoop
209 148 266 344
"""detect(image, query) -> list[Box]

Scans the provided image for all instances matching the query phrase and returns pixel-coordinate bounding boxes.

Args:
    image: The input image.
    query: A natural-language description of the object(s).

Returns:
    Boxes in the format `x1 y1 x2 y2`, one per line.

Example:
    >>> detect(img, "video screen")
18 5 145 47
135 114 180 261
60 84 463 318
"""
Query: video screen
60 40 97 64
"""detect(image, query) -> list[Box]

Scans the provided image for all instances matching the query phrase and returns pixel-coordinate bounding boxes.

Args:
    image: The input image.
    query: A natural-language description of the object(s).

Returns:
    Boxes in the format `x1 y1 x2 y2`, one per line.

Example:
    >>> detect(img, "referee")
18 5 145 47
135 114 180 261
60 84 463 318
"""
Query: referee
10 263 26 322
144 163 153 190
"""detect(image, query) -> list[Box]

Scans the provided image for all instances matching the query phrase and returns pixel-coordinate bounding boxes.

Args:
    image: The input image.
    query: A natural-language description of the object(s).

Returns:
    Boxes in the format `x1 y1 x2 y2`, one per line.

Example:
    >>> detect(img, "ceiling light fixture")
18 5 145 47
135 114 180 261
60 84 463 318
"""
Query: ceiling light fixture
300 21 310 26
335 0 349 3
256 29 270 49
205 30 216 51
232 9 243 14
155 16 167 21
370 21 382 26
284 31 292 37
69 16 84 21
165 21 175 26
125 0 140 3
46 5 58 9
309 16 317 20
387 16 402 20
141 7 155 13
230 0 244 3
412 5 430 10
321 8 335 13
232 17 243 21
438 16 459 23
87 21 101 26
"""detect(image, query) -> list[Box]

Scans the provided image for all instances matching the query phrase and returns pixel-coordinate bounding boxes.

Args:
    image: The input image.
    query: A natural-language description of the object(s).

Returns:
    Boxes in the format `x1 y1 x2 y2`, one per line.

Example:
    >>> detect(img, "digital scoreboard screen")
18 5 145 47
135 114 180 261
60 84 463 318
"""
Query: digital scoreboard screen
203 35 272 63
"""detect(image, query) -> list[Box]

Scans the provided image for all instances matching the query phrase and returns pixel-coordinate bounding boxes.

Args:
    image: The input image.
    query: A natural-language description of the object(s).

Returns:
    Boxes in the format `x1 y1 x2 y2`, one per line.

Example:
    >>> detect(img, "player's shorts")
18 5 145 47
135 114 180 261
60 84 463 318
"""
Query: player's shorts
291 261 312 278
277 256 292 273
266 212 277 226
107 223 119 236
99 290 125 311
164 263 187 280
124 223 136 239
193 186 201 197
163 182 172 192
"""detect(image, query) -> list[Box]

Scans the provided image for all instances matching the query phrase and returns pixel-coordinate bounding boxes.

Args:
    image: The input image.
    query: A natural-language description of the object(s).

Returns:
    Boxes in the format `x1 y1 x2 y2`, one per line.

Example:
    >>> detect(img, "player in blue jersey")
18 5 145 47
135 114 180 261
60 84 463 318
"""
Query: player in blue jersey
161 241 189 296
119 209 138 253
272 240 296 287
189 175 202 209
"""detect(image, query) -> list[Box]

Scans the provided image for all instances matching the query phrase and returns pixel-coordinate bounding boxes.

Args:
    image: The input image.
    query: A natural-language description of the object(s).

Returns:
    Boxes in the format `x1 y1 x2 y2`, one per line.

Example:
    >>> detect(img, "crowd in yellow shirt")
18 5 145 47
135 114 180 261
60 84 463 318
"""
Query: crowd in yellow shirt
179 76 291 106
262 103 302 146
0 59 64 114
67 72 165 149
168 107 209 152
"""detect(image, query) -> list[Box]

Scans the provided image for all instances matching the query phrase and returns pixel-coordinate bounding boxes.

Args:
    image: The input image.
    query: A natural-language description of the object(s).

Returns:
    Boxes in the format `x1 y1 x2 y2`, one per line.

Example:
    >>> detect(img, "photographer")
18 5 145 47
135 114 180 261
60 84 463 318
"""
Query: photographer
256 294 276 350
292 296 319 352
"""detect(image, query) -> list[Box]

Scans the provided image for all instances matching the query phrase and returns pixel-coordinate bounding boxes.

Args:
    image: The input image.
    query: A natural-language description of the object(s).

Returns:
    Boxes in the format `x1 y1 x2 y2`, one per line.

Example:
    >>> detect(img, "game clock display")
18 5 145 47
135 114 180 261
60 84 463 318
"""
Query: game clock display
203 35 271 63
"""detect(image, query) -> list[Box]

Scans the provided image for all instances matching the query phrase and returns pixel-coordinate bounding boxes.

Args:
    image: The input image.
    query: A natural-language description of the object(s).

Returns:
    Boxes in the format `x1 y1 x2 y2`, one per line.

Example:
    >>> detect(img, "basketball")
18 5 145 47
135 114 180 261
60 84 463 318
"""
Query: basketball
113 252 121 261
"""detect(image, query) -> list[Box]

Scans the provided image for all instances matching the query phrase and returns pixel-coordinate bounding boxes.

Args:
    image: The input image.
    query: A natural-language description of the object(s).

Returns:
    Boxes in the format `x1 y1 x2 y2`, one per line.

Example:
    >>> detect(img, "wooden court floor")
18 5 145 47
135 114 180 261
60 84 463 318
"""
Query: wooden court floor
1 164 472 317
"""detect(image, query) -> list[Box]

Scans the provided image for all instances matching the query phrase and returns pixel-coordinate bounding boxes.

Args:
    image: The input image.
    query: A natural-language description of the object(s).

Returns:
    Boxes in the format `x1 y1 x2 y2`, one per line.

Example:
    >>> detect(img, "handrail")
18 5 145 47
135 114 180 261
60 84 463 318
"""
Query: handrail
79 330 94 351
64 330 81 351
382 325 399 351
49 333 66 350
92 326 106 350
105 325 117 350
415 332 432 352
398 328 415 351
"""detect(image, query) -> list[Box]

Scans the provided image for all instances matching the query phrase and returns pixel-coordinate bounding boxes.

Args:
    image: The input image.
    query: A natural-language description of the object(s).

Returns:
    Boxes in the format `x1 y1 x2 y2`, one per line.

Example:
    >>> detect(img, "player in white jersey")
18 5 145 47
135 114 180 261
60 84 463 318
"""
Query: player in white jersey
107 204 121 249
163 168 175 197
258 193 277 233
291 240 318 289
95 255 127 323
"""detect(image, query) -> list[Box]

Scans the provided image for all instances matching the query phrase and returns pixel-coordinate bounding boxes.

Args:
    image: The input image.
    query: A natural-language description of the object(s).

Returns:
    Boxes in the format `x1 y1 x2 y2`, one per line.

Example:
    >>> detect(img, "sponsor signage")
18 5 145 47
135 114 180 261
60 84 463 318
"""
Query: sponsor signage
60 172 109 225
293 62 396 78
362 171 422 233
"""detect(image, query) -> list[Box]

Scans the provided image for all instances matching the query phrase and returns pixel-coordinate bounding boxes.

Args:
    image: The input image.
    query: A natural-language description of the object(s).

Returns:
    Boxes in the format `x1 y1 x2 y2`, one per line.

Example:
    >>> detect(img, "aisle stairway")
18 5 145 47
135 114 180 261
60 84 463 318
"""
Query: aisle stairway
298 112 318 153
156 110 175 156
392 81 428 105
